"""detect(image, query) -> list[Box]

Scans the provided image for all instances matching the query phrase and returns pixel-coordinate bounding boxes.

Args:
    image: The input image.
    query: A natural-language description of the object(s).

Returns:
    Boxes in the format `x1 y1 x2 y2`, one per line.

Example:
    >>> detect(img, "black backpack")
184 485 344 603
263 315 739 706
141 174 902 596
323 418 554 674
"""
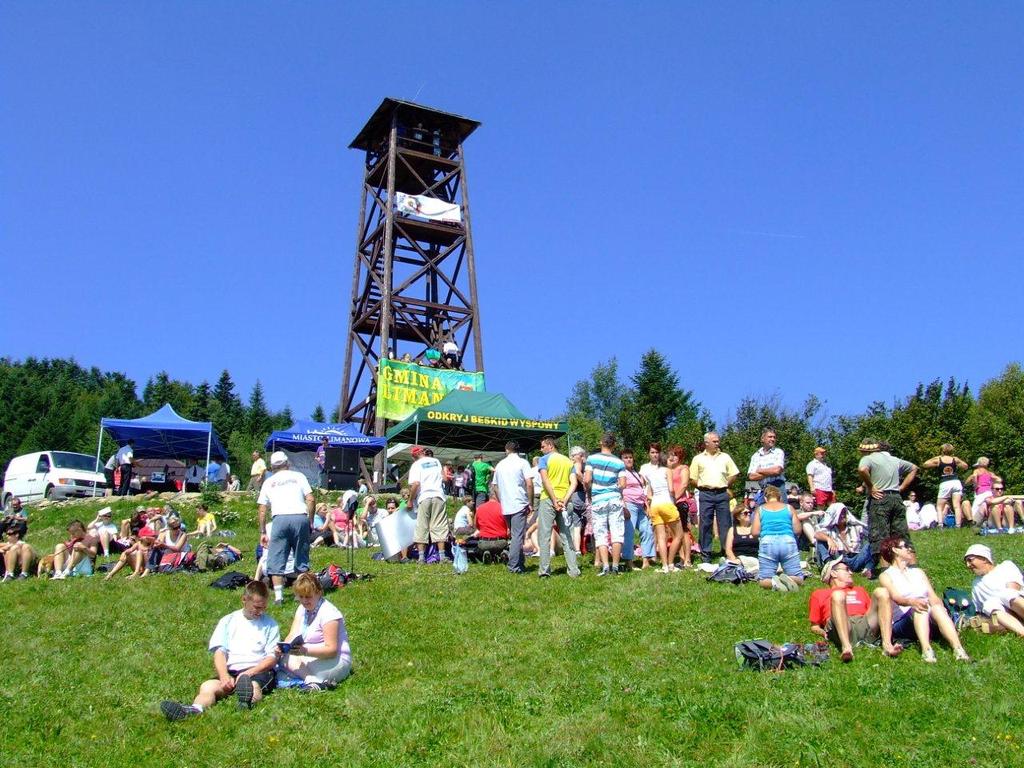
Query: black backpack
707 562 754 585
209 571 251 590
735 640 827 671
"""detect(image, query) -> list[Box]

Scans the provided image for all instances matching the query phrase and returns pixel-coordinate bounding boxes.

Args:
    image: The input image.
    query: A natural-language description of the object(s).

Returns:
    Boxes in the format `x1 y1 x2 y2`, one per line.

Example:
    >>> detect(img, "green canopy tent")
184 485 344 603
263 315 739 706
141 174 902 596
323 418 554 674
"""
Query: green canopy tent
385 390 567 457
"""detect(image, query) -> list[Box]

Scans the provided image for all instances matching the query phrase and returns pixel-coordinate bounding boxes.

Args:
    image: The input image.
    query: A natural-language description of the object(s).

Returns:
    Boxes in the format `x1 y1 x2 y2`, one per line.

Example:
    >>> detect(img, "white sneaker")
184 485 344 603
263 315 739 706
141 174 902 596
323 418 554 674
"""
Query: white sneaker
51 572 66 580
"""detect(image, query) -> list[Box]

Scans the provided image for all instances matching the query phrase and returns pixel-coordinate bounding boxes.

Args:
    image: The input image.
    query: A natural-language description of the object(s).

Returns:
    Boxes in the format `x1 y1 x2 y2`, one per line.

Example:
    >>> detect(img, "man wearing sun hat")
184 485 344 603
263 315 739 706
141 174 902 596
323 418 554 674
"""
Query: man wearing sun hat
857 439 917 575
808 558 903 662
257 451 315 605
964 543 1024 638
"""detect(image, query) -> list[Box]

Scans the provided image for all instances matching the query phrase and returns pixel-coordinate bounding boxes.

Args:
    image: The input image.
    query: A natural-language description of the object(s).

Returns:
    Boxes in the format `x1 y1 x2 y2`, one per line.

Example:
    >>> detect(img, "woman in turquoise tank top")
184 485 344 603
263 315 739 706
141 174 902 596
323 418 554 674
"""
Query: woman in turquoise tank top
751 485 803 590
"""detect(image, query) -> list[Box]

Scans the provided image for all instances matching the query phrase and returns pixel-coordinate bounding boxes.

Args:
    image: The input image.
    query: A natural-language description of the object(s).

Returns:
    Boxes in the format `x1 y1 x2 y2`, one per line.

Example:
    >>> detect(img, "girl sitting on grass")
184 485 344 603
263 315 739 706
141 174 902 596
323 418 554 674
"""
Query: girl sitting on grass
278 572 352 691
195 504 218 537
103 527 158 580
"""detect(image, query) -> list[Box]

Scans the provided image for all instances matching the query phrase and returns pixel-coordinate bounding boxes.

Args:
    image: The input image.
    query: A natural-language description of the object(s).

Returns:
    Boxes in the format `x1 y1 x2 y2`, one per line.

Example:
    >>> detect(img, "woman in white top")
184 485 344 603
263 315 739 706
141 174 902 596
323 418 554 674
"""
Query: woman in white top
280 572 352 689
878 536 970 663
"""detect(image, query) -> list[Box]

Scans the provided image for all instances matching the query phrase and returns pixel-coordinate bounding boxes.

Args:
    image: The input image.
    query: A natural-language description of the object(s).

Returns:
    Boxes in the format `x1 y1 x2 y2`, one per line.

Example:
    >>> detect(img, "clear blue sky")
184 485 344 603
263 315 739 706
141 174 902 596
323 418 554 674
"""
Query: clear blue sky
3 3 1022 427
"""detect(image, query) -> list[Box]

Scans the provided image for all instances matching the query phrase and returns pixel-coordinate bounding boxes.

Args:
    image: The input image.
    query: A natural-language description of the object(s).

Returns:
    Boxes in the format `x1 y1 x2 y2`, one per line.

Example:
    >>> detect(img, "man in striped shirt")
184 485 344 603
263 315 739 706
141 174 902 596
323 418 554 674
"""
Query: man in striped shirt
585 433 627 576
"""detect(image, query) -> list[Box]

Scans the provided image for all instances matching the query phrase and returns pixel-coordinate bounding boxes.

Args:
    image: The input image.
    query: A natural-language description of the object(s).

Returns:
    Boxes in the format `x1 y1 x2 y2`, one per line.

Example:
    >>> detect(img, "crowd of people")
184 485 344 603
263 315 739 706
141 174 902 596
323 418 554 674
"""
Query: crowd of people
4 431 1023 723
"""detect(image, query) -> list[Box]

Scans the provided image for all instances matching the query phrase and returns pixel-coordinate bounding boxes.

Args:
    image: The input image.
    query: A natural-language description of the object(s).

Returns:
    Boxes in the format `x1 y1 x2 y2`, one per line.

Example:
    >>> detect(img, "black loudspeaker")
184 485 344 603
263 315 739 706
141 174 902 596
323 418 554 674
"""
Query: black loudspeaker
326 447 360 474
326 471 359 491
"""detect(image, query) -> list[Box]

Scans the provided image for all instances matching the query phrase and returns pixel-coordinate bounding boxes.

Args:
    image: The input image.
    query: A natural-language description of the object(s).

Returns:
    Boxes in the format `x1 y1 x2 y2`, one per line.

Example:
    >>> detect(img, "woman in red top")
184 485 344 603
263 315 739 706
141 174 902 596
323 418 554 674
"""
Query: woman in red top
666 446 692 568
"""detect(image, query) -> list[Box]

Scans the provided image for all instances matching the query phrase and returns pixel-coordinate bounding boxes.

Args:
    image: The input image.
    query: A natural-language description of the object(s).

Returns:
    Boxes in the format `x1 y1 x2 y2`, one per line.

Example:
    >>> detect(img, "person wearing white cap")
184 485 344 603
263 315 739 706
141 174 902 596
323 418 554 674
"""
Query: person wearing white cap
965 544 1024 638
87 507 120 558
257 451 315 605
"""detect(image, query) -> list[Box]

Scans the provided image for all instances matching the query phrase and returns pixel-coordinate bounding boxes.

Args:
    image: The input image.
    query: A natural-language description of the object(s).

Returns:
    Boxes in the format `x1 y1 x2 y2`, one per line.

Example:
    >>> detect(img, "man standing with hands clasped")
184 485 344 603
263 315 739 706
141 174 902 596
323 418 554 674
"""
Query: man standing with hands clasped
748 428 787 504
689 432 740 563
492 441 534 574
258 451 315 606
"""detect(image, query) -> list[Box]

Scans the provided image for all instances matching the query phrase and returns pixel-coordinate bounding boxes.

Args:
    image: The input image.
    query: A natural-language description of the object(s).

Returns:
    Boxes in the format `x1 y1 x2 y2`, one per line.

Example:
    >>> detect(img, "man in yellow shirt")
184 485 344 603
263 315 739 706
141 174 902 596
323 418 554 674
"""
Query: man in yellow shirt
537 435 580 578
248 451 268 492
689 431 740 563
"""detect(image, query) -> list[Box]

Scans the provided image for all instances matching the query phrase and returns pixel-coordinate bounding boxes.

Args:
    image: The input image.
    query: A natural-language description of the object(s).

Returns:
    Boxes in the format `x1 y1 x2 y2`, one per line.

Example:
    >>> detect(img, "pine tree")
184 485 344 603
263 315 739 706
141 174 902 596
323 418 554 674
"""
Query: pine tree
620 349 699 453
212 370 244 437
190 381 212 422
311 404 327 422
246 380 273 438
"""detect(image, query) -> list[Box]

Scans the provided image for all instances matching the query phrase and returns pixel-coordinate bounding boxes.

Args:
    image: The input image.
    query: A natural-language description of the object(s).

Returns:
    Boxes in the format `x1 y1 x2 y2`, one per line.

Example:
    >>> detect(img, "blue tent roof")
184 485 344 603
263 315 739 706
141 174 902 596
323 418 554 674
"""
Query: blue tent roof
265 420 385 457
100 404 229 460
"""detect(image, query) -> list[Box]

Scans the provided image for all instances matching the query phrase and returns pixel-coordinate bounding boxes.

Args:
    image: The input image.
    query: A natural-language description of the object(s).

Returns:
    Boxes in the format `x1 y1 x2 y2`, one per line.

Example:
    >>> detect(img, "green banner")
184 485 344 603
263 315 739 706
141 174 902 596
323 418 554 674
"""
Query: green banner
377 359 486 422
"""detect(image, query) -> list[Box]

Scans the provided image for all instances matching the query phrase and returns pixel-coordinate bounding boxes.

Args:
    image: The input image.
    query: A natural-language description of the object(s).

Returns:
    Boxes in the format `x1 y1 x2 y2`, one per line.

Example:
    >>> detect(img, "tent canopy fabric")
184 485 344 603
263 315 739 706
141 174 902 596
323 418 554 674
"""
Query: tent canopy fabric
264 420 386 457
385 391 567 452
100 404 229 460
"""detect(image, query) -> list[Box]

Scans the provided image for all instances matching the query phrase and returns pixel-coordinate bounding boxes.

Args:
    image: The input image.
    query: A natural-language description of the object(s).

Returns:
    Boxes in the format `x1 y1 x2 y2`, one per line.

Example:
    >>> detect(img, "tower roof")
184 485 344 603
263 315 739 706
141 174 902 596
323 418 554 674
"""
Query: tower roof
349 98 480 151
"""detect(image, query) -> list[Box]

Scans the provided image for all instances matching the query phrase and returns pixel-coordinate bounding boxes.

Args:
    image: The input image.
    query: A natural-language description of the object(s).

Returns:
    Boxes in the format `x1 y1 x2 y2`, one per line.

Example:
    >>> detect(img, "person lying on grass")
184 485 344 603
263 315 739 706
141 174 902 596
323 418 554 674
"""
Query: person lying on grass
278 572 352 691
161 579 280 721
878 536 971 663
103 527 158 580
808 559 903 662
964 543 1024 638
51 520 99 579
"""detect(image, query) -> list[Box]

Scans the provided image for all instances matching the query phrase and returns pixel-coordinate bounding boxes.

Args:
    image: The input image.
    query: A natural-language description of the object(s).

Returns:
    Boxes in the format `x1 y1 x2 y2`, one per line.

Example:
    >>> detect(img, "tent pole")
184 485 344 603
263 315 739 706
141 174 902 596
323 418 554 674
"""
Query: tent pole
93 426 104 498
205 429 213 487
414 414 420 446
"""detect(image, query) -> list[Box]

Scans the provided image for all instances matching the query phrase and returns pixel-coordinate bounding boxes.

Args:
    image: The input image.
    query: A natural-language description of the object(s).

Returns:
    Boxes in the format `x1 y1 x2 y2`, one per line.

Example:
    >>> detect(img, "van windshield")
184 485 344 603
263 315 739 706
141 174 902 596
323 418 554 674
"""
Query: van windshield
51 452 100 472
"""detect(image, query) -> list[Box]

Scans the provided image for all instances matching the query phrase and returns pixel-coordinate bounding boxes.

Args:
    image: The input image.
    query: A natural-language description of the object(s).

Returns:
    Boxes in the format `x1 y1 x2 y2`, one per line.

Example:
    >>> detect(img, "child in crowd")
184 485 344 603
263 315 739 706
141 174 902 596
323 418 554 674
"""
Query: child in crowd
161 580 280 721
103 527 158 580
195 504 218 537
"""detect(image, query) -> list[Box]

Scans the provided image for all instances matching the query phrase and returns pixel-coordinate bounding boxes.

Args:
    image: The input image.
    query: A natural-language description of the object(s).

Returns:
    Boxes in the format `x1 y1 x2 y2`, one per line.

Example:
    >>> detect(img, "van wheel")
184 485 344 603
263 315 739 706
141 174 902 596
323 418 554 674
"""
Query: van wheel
44 485 54 500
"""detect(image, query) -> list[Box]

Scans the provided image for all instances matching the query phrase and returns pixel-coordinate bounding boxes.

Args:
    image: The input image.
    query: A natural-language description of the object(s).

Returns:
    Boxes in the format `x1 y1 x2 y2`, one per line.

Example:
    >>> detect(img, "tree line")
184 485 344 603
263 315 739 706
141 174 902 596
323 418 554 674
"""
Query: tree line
0 358 333 476
564 350 1024 501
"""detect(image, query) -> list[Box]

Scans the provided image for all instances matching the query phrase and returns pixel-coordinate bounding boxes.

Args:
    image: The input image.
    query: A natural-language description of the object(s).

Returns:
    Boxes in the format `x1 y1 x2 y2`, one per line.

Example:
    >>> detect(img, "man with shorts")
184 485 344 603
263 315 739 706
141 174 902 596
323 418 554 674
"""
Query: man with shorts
160 580 280 720
258 451 315 605
805 446 835 509
408 446 449 564
857 439 917 574
965 543 1024 639
689 432 740 562
585 433 627 576
808 559 902 662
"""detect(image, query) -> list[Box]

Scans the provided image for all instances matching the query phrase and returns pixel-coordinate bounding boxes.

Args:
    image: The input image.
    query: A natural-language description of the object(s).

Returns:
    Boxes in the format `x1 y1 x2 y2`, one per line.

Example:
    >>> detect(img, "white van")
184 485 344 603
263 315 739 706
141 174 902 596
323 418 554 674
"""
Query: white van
2 451 107 508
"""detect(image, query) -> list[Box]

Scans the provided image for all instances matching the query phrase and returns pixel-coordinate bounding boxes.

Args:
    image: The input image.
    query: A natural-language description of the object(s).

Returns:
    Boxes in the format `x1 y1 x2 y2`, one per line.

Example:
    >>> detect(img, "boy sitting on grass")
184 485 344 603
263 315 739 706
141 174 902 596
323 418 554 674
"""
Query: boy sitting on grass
160 580 280 721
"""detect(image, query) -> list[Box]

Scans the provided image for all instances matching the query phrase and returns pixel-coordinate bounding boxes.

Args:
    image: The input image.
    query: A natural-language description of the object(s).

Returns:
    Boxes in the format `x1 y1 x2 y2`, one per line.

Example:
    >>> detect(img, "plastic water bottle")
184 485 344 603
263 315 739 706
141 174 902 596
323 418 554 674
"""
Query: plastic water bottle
452 543 468 575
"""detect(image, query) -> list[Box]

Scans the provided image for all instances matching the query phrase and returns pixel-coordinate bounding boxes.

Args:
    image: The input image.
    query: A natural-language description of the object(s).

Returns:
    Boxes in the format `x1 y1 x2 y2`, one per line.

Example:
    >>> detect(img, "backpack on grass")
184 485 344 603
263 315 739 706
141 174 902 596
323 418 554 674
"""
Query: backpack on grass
209 571 251 590
735 640 828 671
707 562 754 585
317 564 345 592
943 587 977 629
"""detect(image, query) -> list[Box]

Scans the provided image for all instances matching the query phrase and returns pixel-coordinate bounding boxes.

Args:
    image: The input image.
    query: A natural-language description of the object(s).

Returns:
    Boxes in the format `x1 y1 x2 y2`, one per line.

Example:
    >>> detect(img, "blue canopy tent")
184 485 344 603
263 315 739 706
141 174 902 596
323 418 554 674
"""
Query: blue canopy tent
94 404 229 495
264 421 386 456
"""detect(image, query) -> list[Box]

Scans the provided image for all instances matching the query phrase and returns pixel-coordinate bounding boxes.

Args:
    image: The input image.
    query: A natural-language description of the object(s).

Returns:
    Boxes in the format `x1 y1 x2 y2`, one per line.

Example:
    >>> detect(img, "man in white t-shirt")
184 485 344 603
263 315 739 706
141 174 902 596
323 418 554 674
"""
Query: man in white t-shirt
805 446 834 509
257 451 314 605
115 440 135 496
160 580 280 721
965 543 1024 638
407 446 449 564
492 440 534 574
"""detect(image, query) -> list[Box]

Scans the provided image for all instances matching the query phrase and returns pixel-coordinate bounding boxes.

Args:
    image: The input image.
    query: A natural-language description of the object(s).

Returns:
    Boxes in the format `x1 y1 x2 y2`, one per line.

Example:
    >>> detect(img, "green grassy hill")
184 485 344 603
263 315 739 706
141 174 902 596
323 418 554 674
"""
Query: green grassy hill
2 495 1022 768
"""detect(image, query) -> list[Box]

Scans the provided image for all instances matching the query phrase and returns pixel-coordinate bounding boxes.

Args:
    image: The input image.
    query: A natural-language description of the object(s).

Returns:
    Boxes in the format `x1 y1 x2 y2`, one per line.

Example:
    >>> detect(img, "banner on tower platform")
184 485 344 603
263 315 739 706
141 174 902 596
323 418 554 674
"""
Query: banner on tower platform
394 192 462 224
376 359 485 422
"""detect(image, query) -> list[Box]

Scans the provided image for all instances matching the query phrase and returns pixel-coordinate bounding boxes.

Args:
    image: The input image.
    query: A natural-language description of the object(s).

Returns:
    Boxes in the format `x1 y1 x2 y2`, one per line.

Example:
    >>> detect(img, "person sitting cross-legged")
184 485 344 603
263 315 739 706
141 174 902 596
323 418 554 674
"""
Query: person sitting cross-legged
51 520 99 579
278 572 352 690
0 517 37 580
809 559 903 662
160 580 280 721
964 543 1024 638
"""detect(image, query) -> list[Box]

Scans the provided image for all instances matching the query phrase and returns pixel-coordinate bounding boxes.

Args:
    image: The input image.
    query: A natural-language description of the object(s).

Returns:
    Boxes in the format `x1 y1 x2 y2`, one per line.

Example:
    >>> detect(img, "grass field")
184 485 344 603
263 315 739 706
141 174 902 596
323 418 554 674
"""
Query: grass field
2 495 1023 768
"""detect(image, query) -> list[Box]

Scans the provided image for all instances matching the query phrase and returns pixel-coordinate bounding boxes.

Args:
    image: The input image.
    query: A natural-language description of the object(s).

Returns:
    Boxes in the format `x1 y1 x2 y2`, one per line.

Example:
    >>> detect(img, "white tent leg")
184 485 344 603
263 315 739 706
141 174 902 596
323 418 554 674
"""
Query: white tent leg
205 430 213 487
93 427 104 498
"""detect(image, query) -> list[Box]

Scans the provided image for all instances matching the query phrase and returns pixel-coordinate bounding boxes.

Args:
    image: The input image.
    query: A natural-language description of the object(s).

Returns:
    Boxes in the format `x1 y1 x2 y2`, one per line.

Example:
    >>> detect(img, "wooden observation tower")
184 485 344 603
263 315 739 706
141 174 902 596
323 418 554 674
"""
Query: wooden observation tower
339 98 485 442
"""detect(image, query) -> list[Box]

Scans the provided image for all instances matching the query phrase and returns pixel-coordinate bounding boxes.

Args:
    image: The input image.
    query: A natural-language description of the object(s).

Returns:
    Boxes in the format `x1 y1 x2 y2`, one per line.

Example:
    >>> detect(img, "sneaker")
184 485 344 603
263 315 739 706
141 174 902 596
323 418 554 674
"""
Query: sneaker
161 701 199 721
538 572 550 579
921 648 937 664
300 682 326 693
954 648 972 662
50 572 66 581
17 572 28 580
660 565 672 574
776 574 799 592
598 566 610 577
611 566 620 575
235 674 254 709
1 574 12 582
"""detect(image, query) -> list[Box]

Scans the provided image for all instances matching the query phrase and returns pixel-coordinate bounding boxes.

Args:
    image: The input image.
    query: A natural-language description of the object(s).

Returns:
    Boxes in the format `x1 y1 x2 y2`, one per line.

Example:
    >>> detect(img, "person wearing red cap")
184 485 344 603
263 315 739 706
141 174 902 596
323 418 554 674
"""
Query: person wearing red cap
408 446 449 563
103 527 158 580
